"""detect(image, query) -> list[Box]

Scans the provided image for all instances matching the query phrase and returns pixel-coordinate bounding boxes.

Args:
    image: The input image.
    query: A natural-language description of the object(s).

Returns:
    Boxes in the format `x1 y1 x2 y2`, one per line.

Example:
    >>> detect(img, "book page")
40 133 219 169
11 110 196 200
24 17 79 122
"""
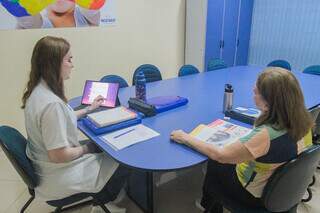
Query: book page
191 119 251 147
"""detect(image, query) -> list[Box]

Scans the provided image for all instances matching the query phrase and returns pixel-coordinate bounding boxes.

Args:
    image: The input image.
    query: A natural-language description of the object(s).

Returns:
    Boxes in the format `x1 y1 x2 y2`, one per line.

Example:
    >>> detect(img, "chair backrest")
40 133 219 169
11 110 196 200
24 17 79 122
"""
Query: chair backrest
261 145 320 212
100 74 129 88
132 64 162 85
206 58 227 72
0 126 39 189
303 65 320 75
310 106 320 136
267 59 291 71
178 64 200 77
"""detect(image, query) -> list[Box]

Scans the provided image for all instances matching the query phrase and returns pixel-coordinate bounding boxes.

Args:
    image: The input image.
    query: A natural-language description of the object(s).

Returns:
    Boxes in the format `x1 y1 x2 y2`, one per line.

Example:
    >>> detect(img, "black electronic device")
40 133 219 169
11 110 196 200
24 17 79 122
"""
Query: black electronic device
128 98 157 117
225 110 256 125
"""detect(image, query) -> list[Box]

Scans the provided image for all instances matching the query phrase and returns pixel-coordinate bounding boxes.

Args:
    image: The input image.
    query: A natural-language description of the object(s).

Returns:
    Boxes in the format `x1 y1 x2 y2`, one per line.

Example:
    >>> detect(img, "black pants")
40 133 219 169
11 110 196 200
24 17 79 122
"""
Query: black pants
92 165 132 204
201 160 262 213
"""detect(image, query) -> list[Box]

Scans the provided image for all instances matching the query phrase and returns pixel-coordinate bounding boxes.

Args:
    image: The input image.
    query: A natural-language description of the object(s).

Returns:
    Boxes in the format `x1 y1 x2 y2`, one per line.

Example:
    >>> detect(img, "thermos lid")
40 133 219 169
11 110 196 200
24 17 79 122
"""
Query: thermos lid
224 84 233 92
136 71 146 81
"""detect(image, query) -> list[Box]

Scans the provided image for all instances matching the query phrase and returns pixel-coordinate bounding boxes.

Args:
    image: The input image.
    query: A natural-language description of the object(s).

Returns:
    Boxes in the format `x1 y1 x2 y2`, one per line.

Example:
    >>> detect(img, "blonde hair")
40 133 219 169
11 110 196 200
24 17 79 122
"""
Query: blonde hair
255 67 313 141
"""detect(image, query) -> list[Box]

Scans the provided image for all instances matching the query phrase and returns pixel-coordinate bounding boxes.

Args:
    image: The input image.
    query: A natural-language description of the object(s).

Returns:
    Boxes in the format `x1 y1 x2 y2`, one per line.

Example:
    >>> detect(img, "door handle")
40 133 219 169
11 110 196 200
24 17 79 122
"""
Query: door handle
220 40 225 48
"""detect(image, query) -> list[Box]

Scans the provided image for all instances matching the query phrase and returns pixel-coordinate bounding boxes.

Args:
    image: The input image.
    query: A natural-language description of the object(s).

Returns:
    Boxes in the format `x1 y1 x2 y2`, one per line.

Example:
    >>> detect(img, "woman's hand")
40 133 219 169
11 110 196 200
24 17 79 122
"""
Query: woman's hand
170 130 190 145
74 95 104 119
87 95 104 111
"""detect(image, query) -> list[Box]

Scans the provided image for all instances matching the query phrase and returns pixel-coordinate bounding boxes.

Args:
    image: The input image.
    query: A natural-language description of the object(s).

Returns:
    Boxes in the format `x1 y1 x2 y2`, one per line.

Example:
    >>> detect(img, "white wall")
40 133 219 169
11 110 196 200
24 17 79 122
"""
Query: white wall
0 0 186 134
248 0 320 71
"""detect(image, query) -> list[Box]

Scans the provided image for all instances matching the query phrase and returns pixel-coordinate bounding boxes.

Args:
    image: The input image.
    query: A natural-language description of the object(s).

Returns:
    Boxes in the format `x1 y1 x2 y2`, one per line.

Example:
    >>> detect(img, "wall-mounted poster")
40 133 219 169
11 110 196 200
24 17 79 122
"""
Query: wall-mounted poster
0 0 116 30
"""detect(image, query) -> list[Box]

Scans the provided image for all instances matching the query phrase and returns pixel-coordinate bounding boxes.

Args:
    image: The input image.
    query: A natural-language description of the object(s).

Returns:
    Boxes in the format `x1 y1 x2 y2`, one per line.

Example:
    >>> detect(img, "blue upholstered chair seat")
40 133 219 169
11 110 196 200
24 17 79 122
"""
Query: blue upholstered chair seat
0 126 111 213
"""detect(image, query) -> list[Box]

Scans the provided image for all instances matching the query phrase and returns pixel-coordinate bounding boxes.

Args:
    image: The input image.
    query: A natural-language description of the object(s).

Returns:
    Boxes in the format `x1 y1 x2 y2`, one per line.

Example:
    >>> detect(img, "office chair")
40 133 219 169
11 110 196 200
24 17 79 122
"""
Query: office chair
206 58 227 72
303 65 320 75
178 64 200 77
309 106 320 142
205 145 320 213
267 60 291 71
132 64 162 85
0 126 111 213
100 74 129 88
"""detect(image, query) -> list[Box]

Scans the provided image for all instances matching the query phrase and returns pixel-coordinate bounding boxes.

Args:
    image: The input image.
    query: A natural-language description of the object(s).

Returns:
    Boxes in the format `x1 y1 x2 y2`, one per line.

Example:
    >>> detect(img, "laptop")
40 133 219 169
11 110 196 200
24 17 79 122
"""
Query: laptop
73 80 120 111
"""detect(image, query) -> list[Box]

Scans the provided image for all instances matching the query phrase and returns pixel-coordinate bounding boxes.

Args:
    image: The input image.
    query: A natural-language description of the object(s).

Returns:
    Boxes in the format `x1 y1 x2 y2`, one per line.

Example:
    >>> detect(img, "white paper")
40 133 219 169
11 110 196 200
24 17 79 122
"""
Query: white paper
100 124 160 150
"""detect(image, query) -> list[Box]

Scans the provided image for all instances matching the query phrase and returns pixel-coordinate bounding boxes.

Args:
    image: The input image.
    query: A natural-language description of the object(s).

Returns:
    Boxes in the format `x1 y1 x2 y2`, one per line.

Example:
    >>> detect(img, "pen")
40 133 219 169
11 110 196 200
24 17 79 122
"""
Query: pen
113 128 135 139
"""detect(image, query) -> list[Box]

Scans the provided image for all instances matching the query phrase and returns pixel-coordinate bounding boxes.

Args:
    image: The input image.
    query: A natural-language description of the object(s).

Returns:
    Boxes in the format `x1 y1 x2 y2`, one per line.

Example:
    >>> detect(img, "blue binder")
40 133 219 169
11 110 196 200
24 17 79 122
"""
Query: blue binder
146 96 188 113
82 116 142 135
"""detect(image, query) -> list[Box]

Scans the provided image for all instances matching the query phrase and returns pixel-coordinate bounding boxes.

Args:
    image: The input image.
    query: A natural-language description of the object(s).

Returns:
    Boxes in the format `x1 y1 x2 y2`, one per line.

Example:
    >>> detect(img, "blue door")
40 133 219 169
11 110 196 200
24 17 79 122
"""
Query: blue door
204 0 224 71
235 0 254 65
222 0 240 67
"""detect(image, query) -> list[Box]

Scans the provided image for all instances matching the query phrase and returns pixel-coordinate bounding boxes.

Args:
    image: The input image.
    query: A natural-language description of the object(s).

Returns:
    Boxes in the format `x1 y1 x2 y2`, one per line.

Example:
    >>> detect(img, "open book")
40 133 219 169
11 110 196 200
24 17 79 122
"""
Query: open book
87 106 138 127
190 119 251 147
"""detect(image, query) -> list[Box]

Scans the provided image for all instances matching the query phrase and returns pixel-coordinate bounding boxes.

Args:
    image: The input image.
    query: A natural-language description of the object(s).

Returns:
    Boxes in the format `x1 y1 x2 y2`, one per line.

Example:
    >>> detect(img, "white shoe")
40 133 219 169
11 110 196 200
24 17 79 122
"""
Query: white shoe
113 187 126 204
90 202 126 213
195 198 205 211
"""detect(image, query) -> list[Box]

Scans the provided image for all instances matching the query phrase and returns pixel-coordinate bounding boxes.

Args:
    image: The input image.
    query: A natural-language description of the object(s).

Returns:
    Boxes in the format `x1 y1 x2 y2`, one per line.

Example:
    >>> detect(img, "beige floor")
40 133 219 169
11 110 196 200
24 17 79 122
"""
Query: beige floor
0 147 319 213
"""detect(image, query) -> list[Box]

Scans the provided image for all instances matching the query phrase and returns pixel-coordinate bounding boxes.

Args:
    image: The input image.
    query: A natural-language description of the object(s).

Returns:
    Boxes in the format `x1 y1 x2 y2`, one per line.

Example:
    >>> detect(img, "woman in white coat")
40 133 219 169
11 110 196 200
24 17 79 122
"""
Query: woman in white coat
22 36 129 213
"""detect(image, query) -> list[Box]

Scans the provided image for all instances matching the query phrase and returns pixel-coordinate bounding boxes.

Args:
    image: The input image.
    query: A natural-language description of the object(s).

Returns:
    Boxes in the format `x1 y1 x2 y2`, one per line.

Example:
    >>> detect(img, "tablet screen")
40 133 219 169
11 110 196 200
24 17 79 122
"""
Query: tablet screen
81 80 119 107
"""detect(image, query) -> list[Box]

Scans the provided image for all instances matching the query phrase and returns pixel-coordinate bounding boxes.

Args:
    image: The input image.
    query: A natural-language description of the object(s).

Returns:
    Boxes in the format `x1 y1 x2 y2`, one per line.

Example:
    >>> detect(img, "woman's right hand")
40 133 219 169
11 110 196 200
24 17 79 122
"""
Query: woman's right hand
87 95 104 111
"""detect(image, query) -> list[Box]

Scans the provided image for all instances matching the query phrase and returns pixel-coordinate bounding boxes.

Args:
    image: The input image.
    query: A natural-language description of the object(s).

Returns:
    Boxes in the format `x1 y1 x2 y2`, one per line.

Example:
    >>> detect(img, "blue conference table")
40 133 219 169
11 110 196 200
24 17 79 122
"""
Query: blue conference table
70 66 320 213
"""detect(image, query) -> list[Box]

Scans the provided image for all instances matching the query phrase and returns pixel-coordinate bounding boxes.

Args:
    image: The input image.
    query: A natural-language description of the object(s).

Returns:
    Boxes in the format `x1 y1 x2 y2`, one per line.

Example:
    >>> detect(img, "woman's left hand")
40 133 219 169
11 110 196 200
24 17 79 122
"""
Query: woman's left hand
170 130 190 145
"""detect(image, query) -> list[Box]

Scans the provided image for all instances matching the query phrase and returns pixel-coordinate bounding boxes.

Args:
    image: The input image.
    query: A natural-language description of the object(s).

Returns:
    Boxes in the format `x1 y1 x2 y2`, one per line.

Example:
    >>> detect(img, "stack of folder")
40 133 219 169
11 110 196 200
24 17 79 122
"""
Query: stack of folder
82 106 141 134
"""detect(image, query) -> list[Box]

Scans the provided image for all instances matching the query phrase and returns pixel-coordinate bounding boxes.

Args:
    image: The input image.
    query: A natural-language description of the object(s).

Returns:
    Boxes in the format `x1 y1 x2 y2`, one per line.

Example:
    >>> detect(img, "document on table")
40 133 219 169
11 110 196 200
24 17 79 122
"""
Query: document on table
100 124 160 150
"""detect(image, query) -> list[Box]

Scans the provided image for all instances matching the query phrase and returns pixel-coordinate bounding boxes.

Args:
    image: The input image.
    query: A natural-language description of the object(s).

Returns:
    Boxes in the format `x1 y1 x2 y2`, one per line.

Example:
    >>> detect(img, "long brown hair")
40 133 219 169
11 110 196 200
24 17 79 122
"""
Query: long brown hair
22 36 70 108
255 67 313 141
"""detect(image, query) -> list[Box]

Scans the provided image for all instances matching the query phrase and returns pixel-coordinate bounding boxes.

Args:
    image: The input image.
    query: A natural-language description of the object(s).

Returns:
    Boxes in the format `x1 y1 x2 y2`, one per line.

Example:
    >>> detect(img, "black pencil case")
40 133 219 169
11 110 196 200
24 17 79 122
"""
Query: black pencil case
128 98 157 117
224 110 255 125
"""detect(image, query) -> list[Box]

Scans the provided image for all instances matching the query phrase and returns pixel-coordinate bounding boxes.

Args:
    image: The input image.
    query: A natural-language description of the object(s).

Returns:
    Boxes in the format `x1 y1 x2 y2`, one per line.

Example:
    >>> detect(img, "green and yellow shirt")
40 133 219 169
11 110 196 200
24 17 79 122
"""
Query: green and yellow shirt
236 124 312 197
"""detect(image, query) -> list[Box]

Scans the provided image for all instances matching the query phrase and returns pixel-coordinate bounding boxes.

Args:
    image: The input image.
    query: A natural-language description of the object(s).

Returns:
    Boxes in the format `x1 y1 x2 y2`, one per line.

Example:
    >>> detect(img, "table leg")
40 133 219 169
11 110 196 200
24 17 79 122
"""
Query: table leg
127 170 156 213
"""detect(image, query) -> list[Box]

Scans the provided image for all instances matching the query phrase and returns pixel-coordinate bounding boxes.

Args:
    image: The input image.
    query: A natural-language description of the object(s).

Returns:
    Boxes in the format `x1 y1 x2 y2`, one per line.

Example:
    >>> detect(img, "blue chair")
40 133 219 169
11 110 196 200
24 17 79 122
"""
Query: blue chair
132 64 162 85
205 145 320 213
0 126 111 213
303 65 320 75
178 64 200 77
267 60 291 71
100 74 129 88
206 58 227 72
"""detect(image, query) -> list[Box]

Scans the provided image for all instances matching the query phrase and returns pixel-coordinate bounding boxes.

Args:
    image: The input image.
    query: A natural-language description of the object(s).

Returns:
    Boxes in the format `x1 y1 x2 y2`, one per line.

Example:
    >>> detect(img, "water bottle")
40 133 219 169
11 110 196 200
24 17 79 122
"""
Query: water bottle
135 71 146 101
223 84 233 113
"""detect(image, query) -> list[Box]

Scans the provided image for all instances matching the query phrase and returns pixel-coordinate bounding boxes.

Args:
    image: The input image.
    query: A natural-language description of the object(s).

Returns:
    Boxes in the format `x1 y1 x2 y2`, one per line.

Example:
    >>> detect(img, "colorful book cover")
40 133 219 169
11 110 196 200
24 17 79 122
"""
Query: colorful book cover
190 119 251 147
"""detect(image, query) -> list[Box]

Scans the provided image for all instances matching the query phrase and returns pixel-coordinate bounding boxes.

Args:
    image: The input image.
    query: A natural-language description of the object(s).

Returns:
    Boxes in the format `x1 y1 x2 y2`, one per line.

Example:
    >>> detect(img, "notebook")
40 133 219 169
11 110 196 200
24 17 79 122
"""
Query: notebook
87 106 138 127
